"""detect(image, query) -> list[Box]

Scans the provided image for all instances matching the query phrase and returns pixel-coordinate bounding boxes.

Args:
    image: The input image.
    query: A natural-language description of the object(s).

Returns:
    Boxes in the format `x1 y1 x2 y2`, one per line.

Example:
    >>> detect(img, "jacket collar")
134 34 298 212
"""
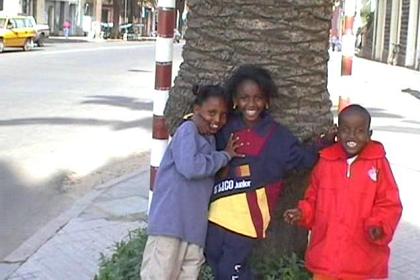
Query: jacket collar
321 141 386 160
230 111 273 132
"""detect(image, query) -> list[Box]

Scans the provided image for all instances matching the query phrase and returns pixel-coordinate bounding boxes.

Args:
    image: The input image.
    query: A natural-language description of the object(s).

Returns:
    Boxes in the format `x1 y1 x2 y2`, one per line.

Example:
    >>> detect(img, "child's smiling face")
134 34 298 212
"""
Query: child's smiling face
193 96 228 135
338 112 371 157
234 80 268 127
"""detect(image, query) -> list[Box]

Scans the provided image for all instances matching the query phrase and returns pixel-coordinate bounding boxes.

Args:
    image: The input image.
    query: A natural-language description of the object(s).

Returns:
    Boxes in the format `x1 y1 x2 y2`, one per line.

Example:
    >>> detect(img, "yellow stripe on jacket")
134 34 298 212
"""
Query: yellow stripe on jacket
208 187 273 238
208 192 257 237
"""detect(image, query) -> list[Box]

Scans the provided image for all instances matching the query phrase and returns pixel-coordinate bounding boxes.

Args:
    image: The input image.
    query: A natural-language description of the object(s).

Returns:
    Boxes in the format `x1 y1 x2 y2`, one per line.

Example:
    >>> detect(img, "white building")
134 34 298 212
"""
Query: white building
0 0 100 36
0 0 22 16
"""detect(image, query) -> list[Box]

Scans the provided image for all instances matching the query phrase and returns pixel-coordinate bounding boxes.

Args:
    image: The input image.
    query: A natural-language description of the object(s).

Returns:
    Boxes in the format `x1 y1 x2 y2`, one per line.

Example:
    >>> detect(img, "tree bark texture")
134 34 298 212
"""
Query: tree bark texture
164 0 334 256
112 0 121 38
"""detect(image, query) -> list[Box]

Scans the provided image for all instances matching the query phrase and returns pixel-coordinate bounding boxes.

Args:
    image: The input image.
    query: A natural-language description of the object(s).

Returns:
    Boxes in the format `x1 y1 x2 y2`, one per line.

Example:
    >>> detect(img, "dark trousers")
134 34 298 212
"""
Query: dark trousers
205 223 255 280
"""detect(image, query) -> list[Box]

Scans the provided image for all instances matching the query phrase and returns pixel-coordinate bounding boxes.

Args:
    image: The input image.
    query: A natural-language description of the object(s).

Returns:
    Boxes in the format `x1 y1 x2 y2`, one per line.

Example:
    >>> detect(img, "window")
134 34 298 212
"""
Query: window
14 19 26 28
0 0 3 11
7 19 16 29
24 17 34 27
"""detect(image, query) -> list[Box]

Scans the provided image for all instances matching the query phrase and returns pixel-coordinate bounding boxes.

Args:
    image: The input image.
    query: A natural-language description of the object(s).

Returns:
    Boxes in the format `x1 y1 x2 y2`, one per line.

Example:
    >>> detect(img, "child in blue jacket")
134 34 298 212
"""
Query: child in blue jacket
141 85 243 280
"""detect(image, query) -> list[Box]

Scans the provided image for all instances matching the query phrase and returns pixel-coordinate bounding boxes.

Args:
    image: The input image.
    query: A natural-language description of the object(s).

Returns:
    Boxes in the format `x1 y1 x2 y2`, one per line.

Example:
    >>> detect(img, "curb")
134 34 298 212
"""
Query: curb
2 167 148 267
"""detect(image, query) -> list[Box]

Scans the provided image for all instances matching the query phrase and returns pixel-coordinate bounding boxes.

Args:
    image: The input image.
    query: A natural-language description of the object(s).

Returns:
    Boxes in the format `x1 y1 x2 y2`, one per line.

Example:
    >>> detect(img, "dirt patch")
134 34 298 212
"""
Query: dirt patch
61 152 150 198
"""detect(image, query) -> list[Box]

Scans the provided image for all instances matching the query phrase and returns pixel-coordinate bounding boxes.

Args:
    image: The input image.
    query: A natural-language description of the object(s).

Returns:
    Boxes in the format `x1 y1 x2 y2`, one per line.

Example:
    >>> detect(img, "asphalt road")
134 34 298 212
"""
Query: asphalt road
0 40 183 259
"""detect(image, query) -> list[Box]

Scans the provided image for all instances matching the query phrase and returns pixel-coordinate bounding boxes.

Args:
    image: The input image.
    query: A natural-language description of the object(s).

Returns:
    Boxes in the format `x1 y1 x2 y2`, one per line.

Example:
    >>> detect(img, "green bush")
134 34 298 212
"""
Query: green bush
96 228 311 280
95 228 147 280
252 252 311 280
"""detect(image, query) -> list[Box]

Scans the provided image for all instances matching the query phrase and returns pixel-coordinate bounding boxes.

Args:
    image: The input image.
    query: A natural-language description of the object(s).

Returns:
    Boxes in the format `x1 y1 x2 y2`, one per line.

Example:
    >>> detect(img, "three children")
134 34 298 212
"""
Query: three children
143 65 402 280
284 104 402 280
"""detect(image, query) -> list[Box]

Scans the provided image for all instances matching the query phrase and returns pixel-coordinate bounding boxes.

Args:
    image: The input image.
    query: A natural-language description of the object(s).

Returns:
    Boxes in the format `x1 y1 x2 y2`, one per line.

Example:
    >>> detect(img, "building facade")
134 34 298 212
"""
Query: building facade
370 0 420 69
1 0 170 38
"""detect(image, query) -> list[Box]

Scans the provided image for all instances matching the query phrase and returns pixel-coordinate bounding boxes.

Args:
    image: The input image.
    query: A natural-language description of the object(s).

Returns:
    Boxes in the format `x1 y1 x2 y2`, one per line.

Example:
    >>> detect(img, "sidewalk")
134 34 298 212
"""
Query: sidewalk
1 53 419 280
46 36 157 44
0 166 150 280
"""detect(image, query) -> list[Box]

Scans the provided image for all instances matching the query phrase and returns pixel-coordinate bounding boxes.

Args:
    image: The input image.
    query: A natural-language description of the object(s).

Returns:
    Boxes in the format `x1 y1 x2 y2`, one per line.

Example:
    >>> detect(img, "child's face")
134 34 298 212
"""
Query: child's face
234 80 267 127
337 112 371 157
193 97 228 135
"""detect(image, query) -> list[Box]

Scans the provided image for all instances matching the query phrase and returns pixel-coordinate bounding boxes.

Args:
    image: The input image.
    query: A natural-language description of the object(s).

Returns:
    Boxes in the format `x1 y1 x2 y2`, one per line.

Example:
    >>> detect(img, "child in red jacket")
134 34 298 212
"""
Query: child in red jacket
284 104 402 280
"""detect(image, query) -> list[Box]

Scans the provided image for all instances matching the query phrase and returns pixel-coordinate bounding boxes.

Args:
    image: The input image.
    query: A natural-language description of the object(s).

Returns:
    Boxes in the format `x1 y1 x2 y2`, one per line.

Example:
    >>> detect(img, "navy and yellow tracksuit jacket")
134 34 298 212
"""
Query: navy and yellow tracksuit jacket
208 113 320 239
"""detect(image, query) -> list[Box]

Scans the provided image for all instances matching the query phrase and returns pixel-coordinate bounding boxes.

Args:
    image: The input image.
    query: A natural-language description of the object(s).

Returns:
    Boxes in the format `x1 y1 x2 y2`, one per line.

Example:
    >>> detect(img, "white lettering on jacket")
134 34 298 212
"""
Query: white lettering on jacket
213 180 251 194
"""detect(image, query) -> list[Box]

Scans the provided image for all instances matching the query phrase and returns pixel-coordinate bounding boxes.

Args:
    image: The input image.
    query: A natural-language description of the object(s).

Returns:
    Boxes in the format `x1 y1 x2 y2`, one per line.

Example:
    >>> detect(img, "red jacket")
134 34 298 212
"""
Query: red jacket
298 141 402 279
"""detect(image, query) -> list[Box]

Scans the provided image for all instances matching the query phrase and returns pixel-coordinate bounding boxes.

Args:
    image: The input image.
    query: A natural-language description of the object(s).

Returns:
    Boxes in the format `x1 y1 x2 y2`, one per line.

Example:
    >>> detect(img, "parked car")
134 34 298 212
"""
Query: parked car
100 22 143 40
27 16 50 47
0 16 36 53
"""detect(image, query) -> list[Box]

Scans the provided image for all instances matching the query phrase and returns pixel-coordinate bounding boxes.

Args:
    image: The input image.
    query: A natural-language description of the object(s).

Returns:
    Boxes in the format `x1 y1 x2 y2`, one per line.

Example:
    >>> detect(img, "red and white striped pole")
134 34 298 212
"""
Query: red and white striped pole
341 0 356 76
150 0 175 207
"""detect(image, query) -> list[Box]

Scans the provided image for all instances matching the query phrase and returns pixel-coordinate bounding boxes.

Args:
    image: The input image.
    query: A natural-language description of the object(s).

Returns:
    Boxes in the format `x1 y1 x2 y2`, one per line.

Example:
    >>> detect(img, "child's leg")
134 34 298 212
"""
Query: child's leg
205 223 225 276
177 243 205 279
206 223 255 279
140 235 185 280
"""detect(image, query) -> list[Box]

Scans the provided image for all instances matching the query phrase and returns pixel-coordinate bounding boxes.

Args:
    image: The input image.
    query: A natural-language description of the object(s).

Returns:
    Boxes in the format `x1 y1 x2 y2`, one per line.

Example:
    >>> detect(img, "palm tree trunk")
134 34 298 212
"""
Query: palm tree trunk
165 0 334 256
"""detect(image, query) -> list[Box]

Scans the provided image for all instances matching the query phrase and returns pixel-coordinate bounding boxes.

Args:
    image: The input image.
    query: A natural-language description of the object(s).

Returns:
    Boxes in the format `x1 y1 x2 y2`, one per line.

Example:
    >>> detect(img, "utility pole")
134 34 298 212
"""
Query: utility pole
341 0 356 75
149 0 175 209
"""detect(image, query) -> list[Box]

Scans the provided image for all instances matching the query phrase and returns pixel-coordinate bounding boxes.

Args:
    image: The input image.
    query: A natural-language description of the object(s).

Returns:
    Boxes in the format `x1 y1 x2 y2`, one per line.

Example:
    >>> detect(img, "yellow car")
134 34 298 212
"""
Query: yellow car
0 16 37 53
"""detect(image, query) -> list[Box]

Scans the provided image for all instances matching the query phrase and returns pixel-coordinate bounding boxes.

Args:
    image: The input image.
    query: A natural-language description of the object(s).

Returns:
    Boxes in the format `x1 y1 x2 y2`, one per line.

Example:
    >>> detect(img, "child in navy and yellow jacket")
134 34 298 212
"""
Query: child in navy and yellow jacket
205 65 334 279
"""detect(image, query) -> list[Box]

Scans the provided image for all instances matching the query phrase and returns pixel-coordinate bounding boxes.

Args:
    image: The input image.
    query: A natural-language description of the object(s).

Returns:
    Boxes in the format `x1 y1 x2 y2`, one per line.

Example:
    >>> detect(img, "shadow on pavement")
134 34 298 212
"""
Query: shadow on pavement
373 125 420 135
0 160 75 260
403 120 420 125
82 95 153 111
401 88 420 100
0 116 152 131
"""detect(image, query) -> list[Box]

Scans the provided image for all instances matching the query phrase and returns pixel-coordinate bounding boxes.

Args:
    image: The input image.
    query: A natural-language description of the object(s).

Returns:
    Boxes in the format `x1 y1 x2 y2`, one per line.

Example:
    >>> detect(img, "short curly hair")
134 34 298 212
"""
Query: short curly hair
224 65 278 101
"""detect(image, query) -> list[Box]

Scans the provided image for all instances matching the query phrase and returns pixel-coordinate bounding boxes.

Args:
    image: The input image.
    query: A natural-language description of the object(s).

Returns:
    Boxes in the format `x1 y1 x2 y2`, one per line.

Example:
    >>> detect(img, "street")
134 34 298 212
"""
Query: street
1 41 420 279
0 40 183 259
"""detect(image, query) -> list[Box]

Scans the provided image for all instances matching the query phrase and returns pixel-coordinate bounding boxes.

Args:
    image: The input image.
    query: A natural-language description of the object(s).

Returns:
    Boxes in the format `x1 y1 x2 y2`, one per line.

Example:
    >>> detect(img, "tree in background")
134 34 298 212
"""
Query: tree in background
164 0 334 258
111 0 121 38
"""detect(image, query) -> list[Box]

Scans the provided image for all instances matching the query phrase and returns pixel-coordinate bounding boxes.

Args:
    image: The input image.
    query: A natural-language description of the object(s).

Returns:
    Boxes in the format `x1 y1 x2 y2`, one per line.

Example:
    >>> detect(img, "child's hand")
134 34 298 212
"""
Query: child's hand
368 226 384 241
224 133 245 158
283 208 302 225
319 124 338 146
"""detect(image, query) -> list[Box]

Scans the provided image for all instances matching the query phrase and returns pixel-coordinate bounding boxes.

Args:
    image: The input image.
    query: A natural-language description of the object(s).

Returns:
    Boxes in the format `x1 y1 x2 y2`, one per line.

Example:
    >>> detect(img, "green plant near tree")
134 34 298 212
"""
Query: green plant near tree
95 228 311 280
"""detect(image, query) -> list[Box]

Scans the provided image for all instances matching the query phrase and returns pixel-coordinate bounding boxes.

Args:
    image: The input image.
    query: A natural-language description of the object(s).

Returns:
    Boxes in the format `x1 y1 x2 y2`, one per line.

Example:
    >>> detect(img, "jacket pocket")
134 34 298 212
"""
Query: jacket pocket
341 222 389 276
306 222 328 269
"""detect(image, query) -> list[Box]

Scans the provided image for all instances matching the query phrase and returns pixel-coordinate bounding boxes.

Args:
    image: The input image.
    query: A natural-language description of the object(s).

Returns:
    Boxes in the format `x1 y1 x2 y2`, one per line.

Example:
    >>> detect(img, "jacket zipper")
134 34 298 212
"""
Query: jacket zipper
346 156 357 178
346 163 351 178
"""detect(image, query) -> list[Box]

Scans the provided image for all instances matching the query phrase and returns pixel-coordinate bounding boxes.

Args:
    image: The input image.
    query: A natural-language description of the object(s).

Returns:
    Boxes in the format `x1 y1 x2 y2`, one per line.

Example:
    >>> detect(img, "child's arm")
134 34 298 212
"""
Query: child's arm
284 125 336 172
284 165 320 229
364 158 402 245
172 124 239 180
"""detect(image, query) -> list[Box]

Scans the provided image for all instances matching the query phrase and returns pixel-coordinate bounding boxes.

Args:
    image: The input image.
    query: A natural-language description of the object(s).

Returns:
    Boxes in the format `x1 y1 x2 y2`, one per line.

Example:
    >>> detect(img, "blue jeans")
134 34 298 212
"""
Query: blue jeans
64 28 69 38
